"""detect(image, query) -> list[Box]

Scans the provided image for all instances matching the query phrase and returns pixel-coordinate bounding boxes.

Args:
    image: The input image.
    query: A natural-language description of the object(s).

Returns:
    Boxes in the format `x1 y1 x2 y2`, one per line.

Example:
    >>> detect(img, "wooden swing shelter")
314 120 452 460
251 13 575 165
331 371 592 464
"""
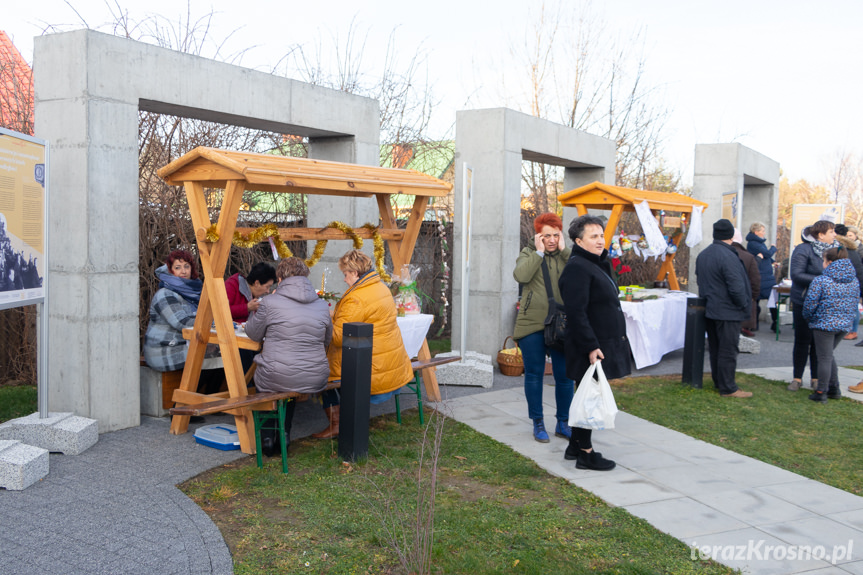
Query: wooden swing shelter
156 147 452 453
558 181 708 291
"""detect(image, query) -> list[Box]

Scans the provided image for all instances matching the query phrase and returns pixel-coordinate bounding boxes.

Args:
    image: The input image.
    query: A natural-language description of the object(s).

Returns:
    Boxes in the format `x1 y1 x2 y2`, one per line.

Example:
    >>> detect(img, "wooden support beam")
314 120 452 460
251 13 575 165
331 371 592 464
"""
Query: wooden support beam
604 204 625 248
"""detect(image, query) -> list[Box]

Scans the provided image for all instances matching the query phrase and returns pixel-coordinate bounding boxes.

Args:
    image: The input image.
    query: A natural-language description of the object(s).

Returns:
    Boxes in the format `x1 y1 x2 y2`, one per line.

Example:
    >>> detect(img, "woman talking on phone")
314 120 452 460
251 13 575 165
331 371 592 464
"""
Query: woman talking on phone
513 213 573 443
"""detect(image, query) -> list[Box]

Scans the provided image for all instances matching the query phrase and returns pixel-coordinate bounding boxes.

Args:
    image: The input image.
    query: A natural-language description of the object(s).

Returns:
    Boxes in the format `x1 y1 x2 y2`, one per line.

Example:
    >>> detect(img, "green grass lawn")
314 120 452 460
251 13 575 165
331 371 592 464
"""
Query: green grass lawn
181 413 733 574
0 385 37 423
613 373 863 496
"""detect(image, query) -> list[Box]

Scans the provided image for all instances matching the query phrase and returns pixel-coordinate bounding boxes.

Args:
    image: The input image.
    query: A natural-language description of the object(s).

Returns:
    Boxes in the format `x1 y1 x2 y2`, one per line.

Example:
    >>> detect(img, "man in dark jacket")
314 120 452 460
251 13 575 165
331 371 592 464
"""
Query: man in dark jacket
695 219 753 398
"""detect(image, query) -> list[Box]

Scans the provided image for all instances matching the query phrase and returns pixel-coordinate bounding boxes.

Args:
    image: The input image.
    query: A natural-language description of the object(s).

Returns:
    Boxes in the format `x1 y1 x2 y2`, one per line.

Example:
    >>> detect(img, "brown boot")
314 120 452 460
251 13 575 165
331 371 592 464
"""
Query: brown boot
311 406 340 439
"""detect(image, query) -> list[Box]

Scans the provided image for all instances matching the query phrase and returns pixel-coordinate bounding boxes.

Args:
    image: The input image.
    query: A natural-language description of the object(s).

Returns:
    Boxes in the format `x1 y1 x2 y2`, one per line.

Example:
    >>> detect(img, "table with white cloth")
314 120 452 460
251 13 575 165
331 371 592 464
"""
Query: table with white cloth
396 314 434 358
620 291 696 369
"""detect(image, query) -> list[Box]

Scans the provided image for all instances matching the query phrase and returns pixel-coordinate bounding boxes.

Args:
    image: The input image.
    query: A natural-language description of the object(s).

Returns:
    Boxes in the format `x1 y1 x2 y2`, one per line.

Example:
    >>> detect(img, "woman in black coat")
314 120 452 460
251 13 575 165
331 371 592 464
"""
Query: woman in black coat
788 221 838 391
558 214 630 471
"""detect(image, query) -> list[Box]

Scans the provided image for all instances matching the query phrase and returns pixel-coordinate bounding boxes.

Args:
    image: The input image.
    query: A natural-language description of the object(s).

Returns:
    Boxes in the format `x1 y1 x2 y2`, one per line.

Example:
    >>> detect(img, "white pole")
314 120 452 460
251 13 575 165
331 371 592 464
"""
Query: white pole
460 164 473 360
38 302 48 417
39 142 50 418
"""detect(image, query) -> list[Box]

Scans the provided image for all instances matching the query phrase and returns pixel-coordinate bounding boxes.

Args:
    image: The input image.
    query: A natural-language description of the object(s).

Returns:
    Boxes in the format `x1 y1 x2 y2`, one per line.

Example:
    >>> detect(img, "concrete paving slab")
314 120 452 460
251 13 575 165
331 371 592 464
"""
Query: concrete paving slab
624 496 749 539
571 467 682 507
636 463 742 496
759 480 863 515
601 444 693 471
837 561 863 574
692 487 818 526
758 516 861 564
689 526 831 574
829 510 863 532
698 459 804 488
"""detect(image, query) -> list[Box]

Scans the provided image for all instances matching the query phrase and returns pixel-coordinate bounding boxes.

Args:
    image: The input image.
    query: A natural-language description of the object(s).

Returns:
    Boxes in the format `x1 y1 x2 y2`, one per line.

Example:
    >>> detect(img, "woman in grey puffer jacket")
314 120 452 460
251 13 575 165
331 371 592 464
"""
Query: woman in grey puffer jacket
245 257 333 455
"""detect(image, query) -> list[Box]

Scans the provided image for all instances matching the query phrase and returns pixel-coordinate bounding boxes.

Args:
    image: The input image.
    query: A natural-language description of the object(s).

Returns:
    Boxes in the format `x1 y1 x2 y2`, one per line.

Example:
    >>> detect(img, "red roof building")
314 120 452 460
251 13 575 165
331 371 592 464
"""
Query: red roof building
0 31 34 135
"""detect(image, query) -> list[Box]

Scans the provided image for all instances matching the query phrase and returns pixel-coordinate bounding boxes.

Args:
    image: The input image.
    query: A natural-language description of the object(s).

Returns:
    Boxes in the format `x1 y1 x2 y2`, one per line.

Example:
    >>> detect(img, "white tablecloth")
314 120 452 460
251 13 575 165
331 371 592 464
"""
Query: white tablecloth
767 284 792 309
396 314 434 358
620 292 695 369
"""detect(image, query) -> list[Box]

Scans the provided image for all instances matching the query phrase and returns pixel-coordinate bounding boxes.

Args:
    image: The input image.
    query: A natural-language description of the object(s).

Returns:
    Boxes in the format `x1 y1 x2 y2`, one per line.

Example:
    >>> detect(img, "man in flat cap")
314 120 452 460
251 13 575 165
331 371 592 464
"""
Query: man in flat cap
695 219 754 398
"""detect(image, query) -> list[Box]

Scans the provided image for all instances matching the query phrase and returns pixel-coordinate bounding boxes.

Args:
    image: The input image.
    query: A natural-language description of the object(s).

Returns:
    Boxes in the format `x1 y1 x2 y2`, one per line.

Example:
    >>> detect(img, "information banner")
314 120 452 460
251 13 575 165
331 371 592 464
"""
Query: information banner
721 190 739 224
0 128 47 310
791 204 844 250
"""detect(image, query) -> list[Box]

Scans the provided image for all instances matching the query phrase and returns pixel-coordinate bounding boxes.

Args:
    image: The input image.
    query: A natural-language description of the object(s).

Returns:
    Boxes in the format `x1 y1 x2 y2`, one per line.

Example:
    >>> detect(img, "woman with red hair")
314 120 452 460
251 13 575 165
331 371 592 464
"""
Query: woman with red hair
512 213 573 443
143 249 205 372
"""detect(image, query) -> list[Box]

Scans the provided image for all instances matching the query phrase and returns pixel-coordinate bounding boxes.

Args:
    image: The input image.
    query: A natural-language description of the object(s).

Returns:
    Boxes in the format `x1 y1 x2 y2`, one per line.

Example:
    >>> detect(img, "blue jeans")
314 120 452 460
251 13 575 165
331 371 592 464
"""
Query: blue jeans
517 331 573 422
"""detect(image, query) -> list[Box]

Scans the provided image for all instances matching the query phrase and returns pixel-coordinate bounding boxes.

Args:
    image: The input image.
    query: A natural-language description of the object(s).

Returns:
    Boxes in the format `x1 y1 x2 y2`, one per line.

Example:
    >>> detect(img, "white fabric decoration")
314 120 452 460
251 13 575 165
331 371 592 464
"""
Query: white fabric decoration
633 200 667 259
685 206 704 248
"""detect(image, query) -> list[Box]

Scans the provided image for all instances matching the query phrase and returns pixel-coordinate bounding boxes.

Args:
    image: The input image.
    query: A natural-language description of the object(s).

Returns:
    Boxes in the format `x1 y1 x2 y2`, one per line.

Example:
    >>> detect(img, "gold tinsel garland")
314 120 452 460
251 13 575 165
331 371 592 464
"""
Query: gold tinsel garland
206 221 389 279
363 223 391 282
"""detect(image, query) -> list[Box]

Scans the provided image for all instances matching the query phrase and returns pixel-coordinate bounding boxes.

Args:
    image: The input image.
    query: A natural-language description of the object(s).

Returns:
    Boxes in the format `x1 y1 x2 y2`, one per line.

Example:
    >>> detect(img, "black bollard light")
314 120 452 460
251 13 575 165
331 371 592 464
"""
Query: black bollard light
682 297 706 389
338 322 373 462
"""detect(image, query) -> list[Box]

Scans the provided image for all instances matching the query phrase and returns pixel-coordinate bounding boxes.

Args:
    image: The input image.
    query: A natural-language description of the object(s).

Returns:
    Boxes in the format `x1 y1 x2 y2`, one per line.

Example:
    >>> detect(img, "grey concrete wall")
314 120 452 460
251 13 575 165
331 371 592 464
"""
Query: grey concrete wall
306 137 381 292
452 108 615 360
34 29 379 432
690 143 780 292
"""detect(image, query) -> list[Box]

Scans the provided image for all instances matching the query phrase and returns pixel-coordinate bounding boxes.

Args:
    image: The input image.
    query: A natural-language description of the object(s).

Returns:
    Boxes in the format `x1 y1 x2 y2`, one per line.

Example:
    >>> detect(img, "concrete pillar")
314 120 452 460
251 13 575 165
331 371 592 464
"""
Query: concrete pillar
307 133 381 293
34 30 379 432
453 108 615 359
690 143 780 292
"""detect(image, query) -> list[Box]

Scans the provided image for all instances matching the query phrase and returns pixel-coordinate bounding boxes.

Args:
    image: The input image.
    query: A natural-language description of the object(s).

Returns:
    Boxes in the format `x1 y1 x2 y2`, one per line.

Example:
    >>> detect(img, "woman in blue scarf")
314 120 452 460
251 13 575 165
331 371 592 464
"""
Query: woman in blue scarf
143 250 206 372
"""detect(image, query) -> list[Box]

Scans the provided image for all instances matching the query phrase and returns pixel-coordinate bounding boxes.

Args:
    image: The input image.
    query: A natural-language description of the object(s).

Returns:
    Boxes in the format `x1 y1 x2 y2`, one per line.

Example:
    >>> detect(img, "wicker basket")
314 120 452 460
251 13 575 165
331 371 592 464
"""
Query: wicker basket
497 336 524 376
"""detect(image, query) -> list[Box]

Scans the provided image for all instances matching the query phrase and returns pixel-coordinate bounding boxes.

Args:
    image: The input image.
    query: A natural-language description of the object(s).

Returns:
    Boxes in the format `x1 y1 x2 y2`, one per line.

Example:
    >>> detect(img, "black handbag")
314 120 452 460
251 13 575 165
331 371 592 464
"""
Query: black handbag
541 259 567 351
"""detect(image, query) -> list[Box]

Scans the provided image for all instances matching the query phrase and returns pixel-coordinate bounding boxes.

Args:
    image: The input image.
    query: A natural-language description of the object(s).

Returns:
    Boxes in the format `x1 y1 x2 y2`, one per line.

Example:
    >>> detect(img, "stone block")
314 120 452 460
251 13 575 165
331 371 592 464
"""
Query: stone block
434 351 494 389
0 412 98 455
738 335 761 355
0 440 49 490
140 366 169 418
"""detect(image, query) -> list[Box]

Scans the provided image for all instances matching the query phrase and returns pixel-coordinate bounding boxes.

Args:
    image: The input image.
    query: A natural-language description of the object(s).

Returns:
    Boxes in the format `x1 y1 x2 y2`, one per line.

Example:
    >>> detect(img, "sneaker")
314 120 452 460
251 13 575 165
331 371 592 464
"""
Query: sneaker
533 419 550 443
856 339 863 348
721 389 753 398
787 379 802 391
554 420 572 439
808 391 827 403
827 386 842 399
576 450 616 471
848 382 863 394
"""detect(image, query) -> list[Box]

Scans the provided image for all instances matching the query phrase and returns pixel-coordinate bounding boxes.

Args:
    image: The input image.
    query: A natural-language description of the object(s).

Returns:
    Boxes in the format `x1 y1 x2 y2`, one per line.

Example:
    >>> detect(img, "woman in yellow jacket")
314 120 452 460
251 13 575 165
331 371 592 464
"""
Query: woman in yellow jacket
312 250 414 438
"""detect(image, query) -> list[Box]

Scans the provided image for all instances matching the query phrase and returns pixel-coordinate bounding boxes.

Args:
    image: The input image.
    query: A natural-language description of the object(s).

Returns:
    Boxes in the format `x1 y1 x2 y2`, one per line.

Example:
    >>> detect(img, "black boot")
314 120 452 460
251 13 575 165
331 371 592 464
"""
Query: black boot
279 400 296 456
563 432 580 460
261 431 279 457
769 307 780 332
576 450 616 471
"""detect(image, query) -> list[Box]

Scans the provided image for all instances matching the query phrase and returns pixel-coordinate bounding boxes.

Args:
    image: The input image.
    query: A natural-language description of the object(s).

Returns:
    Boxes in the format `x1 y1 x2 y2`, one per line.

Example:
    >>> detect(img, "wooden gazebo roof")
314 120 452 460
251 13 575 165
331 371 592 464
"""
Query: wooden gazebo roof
557 181 707 213
558 181 708 291
157 147 452 198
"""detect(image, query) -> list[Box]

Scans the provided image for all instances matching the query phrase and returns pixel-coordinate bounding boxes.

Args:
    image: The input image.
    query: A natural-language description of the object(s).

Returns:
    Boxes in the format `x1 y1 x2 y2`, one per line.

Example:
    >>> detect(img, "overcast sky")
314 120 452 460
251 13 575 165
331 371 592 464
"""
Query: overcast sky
4 0 861 187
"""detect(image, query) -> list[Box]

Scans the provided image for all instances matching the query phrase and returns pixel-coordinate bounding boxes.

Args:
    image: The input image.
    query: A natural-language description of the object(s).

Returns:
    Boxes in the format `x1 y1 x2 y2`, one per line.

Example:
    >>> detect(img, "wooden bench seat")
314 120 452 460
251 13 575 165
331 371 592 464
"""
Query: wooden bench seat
411 355 462 371
395 356 461 425
169 380 341 417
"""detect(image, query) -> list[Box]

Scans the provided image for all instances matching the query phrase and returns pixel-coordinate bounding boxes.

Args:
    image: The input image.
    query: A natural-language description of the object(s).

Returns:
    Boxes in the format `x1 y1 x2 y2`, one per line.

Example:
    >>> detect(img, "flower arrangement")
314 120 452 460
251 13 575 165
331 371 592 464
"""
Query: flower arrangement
316 290 340 305
611 257 631 285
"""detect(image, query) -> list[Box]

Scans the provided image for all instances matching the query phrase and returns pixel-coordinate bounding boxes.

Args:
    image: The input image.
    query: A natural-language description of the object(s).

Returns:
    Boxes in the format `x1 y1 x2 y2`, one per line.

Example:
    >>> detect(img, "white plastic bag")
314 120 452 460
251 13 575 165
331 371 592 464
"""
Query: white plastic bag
568 361 619 430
